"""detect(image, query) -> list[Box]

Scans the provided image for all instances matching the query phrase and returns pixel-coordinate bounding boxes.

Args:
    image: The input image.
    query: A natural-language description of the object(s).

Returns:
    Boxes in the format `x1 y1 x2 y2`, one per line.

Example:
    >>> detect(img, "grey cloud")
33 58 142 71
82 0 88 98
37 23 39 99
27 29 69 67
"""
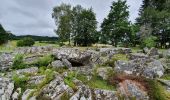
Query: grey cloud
0 0 142 36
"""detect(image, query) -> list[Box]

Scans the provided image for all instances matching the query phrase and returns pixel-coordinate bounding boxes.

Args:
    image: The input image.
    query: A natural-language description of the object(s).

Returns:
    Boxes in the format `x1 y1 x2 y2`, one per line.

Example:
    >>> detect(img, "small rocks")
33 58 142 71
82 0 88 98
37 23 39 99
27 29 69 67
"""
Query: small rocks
12 88 21 100
0 77 14 100
62 59 72 68
22 89 35 100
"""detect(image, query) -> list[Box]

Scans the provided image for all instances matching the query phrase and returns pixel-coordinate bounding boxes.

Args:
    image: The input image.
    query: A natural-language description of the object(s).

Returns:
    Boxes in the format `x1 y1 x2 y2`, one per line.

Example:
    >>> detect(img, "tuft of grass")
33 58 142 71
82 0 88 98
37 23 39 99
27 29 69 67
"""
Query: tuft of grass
33 55 54 67
64 72 77 91
60 92 70 100
12 54 27 69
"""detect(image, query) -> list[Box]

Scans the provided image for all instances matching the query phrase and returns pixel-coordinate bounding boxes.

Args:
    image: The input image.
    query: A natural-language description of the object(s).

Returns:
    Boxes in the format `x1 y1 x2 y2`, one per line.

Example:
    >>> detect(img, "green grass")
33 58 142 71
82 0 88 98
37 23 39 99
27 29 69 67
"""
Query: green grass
86 75 115 90
64 72 77 91
161 74 170 80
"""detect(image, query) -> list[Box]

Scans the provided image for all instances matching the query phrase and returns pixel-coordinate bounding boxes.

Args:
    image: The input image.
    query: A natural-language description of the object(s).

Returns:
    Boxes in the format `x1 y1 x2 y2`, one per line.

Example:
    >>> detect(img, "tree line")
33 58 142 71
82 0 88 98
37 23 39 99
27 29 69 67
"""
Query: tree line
52 0 170 48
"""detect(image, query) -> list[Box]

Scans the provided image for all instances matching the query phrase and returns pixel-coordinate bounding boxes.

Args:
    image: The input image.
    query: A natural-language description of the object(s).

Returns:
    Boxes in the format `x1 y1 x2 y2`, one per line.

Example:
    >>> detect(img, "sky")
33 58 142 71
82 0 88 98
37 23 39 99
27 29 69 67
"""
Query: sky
0 0 143 37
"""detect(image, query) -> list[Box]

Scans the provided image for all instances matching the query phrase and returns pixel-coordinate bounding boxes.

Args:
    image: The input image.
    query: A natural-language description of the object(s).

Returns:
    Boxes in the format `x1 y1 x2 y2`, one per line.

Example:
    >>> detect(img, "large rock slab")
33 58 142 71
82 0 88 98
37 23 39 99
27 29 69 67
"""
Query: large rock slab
128 53 149 60
51 60 65 68
15 67 38 74
147 47 159 56
115 59 164 78
97 67 113 80
53 48 91 66
0 53 14 71
0 77 14 100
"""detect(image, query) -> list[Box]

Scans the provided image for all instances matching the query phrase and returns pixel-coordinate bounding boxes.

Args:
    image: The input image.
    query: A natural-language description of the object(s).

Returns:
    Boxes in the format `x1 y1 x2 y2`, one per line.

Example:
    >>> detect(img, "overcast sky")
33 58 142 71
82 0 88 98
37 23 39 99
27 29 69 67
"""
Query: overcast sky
0 0 143 37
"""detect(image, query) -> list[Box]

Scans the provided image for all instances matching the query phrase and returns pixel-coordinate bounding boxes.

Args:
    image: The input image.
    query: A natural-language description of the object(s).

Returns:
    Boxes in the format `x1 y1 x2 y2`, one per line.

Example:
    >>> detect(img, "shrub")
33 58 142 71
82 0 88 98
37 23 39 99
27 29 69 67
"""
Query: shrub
12 54 27 69
17 37 35 47
141 36 157 48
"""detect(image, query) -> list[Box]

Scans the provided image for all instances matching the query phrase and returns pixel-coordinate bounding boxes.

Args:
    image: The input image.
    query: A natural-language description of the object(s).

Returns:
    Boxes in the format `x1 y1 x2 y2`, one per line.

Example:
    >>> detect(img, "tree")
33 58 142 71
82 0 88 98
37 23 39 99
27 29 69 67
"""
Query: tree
17 37 35 47
75 8 97 46
52 3 72 45
137 0 170 48
100 0 130 47
0 24 9 45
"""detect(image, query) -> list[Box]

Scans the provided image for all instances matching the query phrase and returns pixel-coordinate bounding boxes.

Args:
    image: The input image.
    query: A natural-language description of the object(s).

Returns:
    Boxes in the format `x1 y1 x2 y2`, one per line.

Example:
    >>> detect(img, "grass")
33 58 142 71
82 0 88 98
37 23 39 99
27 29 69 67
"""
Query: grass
64 72 77 91
32 55 54 67
161 74 170 80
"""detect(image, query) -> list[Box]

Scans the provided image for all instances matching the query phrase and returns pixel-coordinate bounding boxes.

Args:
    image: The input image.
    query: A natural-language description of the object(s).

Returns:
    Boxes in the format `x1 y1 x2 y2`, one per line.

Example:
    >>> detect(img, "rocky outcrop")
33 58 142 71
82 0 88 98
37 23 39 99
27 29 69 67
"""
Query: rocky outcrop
115 59 164 78
22 89 36 100
12 88 21 100
118 80 149 100
53 48 92 66
37 75 74 100
0 77 14 100
158 79 170 92
24 55 44 64
0 53 14 71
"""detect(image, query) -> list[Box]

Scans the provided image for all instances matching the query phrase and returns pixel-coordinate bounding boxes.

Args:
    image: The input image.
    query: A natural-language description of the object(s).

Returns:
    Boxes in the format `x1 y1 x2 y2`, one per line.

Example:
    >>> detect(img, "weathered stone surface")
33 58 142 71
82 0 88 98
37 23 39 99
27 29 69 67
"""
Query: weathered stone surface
128 53 149 60
118 80 149 100
62 59 72 68
99 48 131 57
37 76 74 100
51 60 65 68
164 49 170 58
70 85 92 100
14 46 53 54
93 89 118 100
24 55 43 64
160 58 170 72
0 53 14 71
97 67 113 80
143 47 149 54
12 88 21 100
22 89 36 100
147 47 159 56
53 48 91 66
0 77 14 100
15 67 38 74
28 75 45 85
158 79 170 92
115 59 164 78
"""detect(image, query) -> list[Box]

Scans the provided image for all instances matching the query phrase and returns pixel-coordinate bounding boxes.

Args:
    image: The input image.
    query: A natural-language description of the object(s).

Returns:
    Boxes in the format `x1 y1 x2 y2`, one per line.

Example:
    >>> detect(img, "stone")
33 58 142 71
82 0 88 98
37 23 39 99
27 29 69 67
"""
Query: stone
51 60 65 68
147 47 159 56
15 67 38 74
143 47 149 54
62 59 72 68
0 53 14 71
70 85 92 100
28 75 45 85
128 53 149 60
118 80 149 100
37 76 74 100
115 59 164 79
12 88 21 100
158 79 170 92
0 77 14 100
22 89 35 100
24 55 43 64
93 89 118 100
52 48 91 66
163 49 170 58
97 67 113 80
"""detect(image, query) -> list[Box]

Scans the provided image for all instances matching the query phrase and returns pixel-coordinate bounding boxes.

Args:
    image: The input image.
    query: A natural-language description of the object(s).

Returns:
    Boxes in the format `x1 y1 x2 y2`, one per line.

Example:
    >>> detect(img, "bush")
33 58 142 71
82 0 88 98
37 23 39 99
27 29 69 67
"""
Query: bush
12 54 26 69
17 37 35 47
141 36 157 48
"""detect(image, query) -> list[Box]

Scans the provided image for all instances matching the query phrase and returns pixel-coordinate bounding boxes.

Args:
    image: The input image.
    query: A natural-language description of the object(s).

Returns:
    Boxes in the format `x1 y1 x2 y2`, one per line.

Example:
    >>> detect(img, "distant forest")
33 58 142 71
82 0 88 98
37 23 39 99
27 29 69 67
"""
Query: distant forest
9 34 58 41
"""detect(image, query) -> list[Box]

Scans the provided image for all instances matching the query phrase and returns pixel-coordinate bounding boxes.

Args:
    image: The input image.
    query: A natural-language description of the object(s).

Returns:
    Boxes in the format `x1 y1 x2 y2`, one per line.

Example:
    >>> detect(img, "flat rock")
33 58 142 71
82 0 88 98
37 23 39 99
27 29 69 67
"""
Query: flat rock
0 53 14 71
15 67 38 74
